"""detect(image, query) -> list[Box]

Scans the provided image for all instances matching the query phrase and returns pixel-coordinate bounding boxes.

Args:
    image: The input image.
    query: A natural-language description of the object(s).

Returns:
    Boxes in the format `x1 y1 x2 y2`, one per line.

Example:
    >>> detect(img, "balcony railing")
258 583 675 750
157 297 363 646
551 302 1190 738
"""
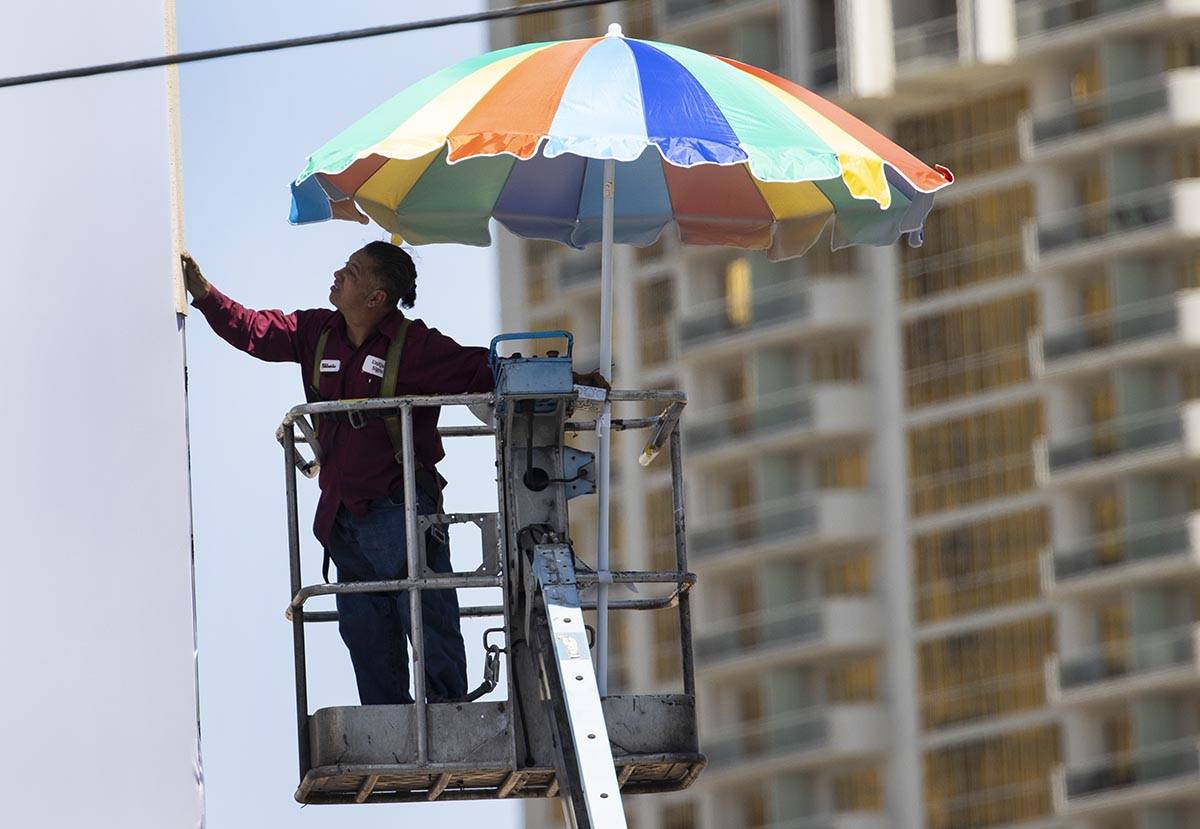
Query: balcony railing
1052 515 1193 583
894 14 960 68
911 450 1037 518
1036 185 1174 255
906 342 1030 409
921 666 1047 730
1041 293 1183 363
900 234 1024 301
1029 76 1170 146
1056 624 1199 691
917 556 1041 624
1016 0 1160 42
930 777 1054 829
687 386 817 451
704 707 830 768
689 384 872 453
1045 406 1184 472
1063 736 1200 802
696 598 825 664
689 495 817 559
678 278 810 349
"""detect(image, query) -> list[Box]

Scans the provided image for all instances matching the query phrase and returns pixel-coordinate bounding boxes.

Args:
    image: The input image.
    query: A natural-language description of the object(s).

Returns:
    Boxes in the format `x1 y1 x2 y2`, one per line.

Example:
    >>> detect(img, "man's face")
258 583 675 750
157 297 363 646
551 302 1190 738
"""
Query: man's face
330 249 385 315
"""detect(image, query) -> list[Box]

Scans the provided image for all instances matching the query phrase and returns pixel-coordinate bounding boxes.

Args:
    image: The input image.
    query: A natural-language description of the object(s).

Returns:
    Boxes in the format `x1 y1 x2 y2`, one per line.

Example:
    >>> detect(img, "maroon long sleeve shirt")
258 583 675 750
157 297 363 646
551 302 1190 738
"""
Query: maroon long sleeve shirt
193 285 494 544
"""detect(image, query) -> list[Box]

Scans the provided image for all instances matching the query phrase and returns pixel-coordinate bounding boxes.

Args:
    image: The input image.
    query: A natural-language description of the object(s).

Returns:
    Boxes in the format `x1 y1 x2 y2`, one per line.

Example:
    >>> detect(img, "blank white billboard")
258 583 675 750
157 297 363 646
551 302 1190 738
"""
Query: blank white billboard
0 2 205 827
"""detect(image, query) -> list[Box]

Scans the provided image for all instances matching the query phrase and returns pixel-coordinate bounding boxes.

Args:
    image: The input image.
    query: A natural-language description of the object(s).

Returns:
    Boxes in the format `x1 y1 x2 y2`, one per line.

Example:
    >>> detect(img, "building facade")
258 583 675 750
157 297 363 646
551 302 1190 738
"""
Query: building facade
0 1 205 826
489 2 1200 828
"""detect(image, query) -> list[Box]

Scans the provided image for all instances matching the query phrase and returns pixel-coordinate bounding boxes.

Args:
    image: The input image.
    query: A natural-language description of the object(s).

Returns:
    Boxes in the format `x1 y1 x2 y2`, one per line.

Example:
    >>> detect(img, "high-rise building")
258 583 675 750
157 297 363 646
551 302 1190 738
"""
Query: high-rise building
489 2 1200 828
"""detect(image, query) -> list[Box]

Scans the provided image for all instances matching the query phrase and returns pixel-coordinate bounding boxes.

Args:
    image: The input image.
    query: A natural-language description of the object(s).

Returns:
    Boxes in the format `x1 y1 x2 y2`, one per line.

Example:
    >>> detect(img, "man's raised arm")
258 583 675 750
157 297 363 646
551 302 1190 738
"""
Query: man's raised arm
181 252 308 364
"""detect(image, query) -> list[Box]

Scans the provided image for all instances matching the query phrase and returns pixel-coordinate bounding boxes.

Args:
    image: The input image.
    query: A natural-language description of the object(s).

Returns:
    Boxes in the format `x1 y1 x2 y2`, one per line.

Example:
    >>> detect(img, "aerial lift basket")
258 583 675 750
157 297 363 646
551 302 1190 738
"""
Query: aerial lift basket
276 331 704 826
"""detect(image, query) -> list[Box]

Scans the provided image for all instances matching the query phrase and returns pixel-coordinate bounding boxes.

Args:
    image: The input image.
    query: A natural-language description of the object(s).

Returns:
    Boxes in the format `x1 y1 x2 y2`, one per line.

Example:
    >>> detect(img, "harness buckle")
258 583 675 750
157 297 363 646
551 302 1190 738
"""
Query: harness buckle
348 410 368 429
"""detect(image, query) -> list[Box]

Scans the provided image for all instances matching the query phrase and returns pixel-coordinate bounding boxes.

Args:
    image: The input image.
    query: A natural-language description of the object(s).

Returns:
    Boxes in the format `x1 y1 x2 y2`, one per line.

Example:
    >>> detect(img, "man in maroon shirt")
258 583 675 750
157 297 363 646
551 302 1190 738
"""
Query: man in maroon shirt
182 242 493 705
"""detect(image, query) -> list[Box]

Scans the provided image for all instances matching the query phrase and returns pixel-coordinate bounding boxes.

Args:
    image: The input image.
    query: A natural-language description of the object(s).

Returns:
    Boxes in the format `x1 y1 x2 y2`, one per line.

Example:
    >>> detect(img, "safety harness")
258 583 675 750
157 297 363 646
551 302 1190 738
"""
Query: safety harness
308 317 447 582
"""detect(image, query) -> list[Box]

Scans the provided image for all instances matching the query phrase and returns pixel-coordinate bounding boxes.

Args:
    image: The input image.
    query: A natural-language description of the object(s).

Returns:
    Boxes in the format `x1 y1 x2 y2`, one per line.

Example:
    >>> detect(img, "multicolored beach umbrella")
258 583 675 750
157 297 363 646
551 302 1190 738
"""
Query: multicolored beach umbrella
289 25 952 258
288 24 952 700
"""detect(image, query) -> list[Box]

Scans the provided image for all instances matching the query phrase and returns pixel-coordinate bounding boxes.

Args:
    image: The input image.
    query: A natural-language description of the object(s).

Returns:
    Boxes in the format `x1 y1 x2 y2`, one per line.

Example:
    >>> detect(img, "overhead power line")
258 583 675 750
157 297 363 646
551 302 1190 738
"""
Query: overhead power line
0 0 624 90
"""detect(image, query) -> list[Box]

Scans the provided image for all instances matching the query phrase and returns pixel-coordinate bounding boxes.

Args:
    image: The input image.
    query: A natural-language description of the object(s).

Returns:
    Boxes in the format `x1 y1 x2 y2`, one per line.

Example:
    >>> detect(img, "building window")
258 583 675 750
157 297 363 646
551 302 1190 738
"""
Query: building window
924 726 1059 829
734 684 767 760
1168 32 1200 69
806 234 855 274
725 258 753 327
833 766 884 812
1181 362 1200 401
679 13 784 76
1102 709 1133 757
623 0 658 40
919 616 1054 729
809 339 862 382
647 487 676 571
826 657 880 703
1096 597 1129 675
607 611 630 693
744 785 769 827
523 240 556 304
1176 252 1200 290
1068 58 1100 131
900 185 1031 301
915 508 1046 623
908 401 1044 516
515 0 563 42
635 231 667 264
905 293 1037 408
638 277 674 369
525 314 573 360
894 88 1027 181
660 802 696 829
1087 488 1123 564
1077 274 1114 348
821 553 873 596
653 610 681 684
1082 379 1118 457
1173 140 1200 180
817 446 869 489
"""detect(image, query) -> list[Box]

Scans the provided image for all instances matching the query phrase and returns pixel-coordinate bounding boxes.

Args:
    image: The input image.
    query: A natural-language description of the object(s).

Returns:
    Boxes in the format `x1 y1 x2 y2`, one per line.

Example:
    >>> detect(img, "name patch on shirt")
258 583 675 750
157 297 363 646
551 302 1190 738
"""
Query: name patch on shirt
363 355 387 378
319 359 341 373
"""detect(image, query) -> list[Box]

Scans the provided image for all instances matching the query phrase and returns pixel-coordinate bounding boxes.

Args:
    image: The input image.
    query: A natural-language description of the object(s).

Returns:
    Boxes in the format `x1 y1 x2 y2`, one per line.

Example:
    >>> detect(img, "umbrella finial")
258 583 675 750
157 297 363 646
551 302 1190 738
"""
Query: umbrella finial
606 22 623 38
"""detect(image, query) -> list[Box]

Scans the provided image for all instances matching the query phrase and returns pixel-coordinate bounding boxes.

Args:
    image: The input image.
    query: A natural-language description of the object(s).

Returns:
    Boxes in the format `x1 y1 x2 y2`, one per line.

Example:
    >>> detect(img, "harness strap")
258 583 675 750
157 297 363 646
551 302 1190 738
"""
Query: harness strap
309 327 332 432
380 318 444 511
380 317 412 465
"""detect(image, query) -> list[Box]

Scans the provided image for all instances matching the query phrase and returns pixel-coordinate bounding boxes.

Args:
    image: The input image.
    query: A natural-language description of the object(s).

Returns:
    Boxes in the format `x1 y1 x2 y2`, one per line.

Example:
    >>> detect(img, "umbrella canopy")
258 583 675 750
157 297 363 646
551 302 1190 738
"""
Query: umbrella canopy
289 29 952 258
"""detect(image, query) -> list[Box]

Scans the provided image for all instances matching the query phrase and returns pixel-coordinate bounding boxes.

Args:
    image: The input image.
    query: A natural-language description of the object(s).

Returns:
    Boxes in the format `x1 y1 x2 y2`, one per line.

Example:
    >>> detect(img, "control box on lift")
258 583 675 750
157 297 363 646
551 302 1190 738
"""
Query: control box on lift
490 330 575 399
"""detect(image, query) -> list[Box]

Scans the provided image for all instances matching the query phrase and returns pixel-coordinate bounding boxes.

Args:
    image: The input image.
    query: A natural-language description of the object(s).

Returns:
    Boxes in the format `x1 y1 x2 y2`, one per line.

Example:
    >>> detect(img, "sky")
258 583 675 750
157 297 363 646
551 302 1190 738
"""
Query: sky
176 2 521 826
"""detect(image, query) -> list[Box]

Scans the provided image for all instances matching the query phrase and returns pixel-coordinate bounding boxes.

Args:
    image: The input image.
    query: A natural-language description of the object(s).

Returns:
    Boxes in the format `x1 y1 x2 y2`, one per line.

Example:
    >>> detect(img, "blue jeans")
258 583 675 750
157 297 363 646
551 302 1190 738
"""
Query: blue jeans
327 490 467 705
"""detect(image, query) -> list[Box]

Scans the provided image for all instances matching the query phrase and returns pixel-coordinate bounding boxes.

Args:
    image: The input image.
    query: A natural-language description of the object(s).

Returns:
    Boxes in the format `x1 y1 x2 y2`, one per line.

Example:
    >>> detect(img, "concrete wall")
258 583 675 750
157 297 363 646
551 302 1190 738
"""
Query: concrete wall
0 2 204 826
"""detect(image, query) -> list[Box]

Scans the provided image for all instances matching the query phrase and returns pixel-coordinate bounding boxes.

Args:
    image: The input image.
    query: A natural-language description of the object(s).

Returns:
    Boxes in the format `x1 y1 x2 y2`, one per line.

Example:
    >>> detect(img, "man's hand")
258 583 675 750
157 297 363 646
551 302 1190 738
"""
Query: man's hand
572 369 611 391
181 251 210 300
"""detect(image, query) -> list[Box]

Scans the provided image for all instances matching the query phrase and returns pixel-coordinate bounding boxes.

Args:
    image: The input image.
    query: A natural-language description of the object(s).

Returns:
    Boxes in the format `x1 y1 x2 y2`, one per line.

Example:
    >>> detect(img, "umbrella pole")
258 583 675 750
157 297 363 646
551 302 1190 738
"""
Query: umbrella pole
595 158 616 697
